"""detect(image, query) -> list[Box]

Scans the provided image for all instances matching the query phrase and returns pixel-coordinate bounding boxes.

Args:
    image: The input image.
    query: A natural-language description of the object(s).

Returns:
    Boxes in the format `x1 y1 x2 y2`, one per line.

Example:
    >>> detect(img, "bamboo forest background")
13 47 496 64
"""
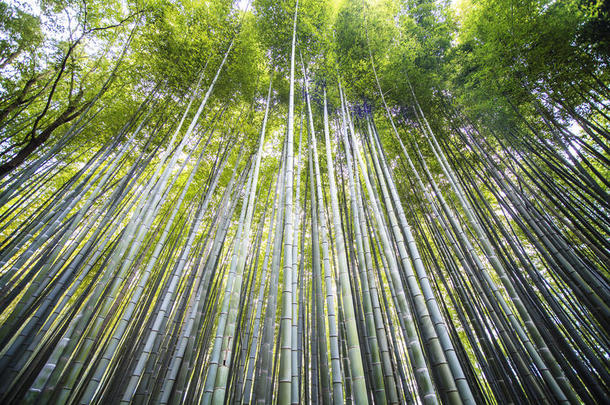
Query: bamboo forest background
0 0 608 403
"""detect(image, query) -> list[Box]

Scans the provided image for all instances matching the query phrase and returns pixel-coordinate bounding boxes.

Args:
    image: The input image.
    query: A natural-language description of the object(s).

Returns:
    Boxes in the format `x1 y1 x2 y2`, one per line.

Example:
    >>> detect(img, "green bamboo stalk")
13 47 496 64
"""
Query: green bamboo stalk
325 83 368 405
278 1 299 402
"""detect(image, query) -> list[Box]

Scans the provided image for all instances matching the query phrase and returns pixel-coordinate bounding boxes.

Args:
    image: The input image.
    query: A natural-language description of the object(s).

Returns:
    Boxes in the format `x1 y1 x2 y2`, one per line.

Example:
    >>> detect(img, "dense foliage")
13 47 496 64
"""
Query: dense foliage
0 0 608 403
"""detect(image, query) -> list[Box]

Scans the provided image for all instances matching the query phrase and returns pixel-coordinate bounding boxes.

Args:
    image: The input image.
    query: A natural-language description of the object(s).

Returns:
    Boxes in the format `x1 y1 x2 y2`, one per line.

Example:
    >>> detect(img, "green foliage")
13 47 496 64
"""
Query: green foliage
129 0 235 92
0 0 609 404
0 1 43 73
254 0 332 69
575 0 610 60
451 0 606 115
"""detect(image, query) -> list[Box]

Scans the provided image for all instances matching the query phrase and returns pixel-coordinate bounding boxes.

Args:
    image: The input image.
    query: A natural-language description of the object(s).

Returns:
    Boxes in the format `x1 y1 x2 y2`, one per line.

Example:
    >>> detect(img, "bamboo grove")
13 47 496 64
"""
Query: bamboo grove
0 0 608 403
